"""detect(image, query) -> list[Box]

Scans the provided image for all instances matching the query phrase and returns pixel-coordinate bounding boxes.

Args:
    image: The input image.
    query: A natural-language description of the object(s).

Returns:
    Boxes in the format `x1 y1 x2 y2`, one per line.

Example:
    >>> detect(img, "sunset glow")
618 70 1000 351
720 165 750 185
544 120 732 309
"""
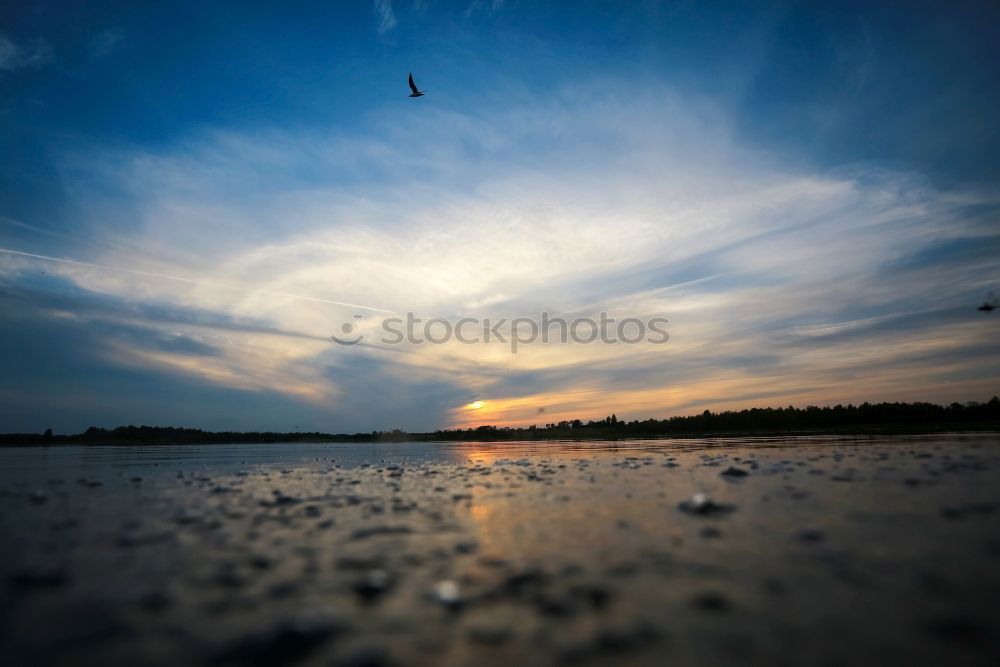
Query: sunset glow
0 2 997 435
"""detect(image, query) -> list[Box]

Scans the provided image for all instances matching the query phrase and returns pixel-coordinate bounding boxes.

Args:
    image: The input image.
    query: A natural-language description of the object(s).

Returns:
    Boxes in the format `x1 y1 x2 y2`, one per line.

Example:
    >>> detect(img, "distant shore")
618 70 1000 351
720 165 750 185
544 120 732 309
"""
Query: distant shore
3 397 998 446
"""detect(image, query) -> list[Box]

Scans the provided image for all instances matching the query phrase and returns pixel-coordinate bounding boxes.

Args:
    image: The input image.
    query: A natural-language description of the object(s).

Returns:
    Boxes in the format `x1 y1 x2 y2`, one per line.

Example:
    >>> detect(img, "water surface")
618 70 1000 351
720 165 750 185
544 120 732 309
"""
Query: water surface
1 434 998 666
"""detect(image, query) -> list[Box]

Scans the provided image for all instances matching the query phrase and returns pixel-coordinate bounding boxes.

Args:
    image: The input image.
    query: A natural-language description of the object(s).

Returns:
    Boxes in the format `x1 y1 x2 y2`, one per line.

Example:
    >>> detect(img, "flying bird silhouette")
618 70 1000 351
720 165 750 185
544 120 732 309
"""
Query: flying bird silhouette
978 291 998 312
408 72 425 98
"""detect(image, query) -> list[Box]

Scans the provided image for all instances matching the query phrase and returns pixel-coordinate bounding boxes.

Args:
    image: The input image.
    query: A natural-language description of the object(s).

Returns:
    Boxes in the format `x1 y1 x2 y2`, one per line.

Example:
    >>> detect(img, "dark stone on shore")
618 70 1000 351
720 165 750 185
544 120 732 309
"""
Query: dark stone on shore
334 646 397 667
136 590 172 612
940 502 999 520
268 581 300 598
455 540 478 554
336 555 385 570
560 622 661 662
49 601 131 650
692 591 731 612
720 467 749 479
213 567 248 589
249 555 274 570
174 510 201 525
352 570 393 602
116 530 173 548
467 625 512 645
9 567 68 589
504 570 549 595
535 593 576 616
209 610 344 666
925 614 987 644
606 562 638 577
350 525 412 540
570 583 613 609
595 623 661 652
797 529 825 544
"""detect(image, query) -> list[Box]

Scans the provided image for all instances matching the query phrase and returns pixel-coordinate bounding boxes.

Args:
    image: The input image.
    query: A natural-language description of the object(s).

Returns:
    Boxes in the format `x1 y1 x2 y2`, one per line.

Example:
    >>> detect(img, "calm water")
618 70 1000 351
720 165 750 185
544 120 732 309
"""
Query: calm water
2 433 999 665
0 433 992 488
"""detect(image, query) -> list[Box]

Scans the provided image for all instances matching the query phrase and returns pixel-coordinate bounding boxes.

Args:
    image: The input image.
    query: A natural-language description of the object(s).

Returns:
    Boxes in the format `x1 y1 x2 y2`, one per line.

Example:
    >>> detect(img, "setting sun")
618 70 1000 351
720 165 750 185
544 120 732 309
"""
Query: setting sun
466 400 486 410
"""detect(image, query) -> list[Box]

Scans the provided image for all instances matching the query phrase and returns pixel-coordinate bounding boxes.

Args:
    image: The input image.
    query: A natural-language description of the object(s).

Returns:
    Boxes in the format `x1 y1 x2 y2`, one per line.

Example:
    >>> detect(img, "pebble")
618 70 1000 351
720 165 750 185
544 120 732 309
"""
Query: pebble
678 493 735 517
352 569 393 601
940 502 998 520
334 646 396 667
925 614 987 644
136 590 172 612
430 579 461 607
9 567 69 589
467 625 512 645
797 529 825 544
210 609 344 665
570 583 613 609
350 525 412 540
692 591 731 612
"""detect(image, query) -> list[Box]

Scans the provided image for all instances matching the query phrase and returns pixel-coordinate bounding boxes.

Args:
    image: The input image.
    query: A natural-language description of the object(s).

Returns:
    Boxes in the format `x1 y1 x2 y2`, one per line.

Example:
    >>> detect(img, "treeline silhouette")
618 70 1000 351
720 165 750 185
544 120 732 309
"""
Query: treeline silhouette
0 425 386 446
431 397 1000 440
2 397 998 445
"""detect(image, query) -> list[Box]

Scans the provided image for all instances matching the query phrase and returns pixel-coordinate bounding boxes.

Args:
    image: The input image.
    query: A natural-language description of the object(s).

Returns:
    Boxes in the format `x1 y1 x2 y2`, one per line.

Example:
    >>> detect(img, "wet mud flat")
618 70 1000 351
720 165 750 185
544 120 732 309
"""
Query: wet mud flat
1 435 999 666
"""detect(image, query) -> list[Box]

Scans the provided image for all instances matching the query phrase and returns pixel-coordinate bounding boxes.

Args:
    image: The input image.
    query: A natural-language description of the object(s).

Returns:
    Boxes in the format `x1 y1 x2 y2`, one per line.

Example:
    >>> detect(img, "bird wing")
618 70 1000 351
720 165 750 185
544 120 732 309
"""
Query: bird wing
408 73 419 94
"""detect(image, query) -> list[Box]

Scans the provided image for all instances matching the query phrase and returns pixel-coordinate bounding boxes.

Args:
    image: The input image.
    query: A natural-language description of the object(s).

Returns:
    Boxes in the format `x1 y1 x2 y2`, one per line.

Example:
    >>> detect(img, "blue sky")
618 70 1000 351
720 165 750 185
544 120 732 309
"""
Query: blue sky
1 1 998 432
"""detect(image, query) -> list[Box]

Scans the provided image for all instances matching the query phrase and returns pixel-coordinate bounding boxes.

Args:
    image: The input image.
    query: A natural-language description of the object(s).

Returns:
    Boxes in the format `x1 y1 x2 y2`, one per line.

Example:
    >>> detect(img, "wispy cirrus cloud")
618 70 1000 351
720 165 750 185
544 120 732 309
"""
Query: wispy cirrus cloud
374 0 398 36
1 77 994 431
89 29 124 59
0 33 53 72
464 0 505 18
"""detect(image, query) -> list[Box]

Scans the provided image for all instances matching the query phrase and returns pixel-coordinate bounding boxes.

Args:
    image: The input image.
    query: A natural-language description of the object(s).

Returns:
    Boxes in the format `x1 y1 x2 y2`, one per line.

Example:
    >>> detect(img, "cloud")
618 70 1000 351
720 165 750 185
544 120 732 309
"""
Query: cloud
0 34 53 72
374 0 398 36
0 270 479 433
464 0 504 18
90 29 124 58
6 78 999 430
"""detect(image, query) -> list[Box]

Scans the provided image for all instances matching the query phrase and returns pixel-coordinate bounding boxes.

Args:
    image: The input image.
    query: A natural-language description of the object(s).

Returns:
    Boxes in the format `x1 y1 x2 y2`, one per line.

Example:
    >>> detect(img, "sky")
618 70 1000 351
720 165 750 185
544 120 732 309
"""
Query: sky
1 0 999 433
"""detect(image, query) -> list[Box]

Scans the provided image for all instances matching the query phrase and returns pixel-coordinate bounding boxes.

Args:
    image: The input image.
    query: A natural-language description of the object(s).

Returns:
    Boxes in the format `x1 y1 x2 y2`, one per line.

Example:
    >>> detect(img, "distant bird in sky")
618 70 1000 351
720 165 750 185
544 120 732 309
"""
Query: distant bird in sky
408 72 425 98
978 291 997 312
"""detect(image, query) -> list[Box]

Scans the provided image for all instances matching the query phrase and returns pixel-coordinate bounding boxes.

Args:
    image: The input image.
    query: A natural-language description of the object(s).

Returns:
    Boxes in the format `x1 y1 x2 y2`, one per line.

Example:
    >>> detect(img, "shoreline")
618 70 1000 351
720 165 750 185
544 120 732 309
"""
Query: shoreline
3 423 1000 447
